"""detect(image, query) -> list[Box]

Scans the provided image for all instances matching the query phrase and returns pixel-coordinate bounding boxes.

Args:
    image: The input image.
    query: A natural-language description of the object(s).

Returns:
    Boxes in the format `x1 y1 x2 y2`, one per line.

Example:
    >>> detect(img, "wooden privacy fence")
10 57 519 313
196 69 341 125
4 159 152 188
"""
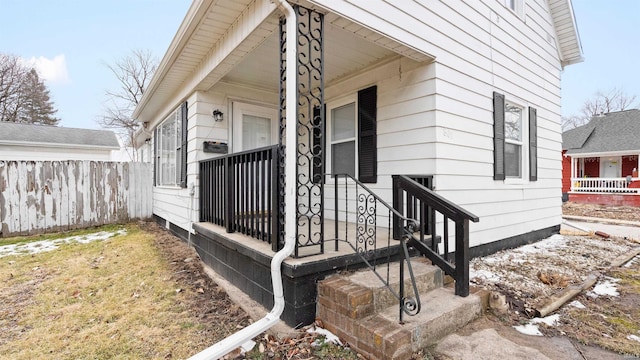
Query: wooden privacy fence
0 160 152 238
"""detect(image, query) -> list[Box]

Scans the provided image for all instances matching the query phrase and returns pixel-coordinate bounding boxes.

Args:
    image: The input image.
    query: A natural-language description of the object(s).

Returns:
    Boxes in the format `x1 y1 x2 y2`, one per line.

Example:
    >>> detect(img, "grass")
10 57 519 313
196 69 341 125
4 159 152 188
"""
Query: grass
559 265 640 356
0 224 213 359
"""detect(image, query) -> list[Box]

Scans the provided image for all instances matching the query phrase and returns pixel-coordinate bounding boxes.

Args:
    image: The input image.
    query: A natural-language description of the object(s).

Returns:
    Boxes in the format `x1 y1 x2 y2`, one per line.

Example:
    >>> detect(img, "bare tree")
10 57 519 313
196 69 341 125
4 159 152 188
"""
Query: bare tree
562 88 638 130
99 49 158 160
0 53 59 125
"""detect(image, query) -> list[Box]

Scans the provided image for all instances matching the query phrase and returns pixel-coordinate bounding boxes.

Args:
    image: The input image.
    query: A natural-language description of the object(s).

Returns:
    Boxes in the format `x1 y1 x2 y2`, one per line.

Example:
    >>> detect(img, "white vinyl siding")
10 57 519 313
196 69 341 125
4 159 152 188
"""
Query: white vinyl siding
317 0 564 247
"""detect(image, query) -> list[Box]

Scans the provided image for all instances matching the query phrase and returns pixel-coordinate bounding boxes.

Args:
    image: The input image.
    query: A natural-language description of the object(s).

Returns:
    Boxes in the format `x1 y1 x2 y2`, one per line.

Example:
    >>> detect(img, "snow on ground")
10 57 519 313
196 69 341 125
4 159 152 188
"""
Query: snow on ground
307 326 342 346
624 255 638 268
0 229 127 258
587 277 620 298
513 314 560 336
569 300 586 309
470 232 637 309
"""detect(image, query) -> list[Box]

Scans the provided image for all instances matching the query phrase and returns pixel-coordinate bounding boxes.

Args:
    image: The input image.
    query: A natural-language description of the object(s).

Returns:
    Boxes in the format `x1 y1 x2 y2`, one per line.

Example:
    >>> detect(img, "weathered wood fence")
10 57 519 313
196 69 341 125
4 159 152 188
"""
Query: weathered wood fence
0 160 152 238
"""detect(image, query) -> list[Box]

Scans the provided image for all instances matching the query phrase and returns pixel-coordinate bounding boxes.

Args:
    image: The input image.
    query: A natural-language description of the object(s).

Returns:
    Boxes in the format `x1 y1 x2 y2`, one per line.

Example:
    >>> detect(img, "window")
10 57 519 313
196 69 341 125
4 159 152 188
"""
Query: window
155 102 187 187
504 103 523 178
326 86 378 183
493 92 537 181
498 0 524 17
331 102 356 177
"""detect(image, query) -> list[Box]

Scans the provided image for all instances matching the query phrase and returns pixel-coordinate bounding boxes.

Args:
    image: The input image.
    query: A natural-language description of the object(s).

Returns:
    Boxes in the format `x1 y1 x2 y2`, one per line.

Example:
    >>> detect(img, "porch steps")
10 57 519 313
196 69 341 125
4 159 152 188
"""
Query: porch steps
317 257 486 360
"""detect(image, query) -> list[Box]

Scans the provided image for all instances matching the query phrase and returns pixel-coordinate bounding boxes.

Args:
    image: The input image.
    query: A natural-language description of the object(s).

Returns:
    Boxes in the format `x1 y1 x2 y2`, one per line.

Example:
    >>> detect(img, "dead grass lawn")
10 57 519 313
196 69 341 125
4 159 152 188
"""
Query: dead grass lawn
0 223 249 359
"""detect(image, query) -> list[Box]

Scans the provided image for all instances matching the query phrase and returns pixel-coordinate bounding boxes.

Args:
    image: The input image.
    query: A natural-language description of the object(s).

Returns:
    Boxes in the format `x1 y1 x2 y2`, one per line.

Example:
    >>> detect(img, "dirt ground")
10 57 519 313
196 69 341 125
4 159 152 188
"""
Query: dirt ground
469 202 640 356
562 202 640 222
151 202 640 358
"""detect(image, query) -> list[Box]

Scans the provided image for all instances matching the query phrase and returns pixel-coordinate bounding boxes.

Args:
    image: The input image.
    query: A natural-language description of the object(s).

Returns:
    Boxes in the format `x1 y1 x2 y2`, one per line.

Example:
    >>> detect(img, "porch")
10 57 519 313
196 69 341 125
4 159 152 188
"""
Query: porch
565 154 640 206
196 145 478 326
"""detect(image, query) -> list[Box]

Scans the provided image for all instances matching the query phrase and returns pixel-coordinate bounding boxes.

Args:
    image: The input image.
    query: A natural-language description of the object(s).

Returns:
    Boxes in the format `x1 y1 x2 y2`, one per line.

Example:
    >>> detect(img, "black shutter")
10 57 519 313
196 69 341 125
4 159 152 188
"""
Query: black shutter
358 86 377 183
529 106 537 182
312 104 325 184
153 127 158 186
493 92 505 180
180 101 188 188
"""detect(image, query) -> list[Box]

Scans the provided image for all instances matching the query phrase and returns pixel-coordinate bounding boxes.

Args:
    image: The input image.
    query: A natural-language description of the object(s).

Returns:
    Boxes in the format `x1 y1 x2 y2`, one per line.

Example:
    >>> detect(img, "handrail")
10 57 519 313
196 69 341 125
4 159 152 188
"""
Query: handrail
395 175 479 222
393 175 479 297
332 173 422 322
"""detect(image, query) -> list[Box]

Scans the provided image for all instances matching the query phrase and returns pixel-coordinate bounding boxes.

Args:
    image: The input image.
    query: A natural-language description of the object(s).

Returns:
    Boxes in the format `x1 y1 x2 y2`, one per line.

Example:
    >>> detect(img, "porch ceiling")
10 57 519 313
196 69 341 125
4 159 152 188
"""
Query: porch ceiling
133 1 433 124
221 12 421 91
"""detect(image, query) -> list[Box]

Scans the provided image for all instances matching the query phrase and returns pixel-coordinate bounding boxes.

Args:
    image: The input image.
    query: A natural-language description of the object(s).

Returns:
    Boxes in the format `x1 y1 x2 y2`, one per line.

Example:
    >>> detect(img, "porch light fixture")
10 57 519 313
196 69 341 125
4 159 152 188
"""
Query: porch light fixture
212 109 224 122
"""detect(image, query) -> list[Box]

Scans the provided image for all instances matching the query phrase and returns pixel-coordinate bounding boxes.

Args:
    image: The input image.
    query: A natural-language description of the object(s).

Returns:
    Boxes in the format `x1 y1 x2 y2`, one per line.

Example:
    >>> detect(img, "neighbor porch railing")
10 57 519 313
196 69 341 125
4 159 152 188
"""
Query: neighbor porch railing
570 177 640 194
199 145 281 251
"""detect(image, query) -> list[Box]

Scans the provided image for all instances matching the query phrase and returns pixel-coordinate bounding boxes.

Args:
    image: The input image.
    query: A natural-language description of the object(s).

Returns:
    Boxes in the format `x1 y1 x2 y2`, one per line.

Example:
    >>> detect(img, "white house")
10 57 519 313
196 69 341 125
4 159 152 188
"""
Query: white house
0 122 121 161
133 0 583 327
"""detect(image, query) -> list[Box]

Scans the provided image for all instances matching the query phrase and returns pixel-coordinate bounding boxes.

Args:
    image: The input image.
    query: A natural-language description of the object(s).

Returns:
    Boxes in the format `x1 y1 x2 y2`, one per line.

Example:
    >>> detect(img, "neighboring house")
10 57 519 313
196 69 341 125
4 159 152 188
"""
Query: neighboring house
562 110 640 206
0 122 121 161
133 0 583 327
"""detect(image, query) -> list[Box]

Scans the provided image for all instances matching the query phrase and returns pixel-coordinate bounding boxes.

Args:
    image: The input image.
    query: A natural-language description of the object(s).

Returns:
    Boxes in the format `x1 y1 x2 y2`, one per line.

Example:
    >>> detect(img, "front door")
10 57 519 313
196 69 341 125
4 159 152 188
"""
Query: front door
601 156 621 178
232 102 278 152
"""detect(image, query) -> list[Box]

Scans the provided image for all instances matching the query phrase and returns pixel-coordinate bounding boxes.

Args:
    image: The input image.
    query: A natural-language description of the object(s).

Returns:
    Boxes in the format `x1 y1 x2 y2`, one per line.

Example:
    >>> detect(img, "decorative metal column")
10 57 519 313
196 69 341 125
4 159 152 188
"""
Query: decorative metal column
279 5 324 257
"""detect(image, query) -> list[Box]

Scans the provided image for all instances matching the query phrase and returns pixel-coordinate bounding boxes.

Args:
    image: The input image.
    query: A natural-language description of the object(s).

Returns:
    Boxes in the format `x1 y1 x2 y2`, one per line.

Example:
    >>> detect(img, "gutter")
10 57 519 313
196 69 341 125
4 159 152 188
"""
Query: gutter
188 1 298 358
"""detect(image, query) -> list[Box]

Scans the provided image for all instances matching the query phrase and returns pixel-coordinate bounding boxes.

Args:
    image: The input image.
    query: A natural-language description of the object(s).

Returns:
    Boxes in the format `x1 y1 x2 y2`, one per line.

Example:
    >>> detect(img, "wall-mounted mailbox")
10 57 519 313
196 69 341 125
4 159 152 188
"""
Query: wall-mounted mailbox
203 141 228 154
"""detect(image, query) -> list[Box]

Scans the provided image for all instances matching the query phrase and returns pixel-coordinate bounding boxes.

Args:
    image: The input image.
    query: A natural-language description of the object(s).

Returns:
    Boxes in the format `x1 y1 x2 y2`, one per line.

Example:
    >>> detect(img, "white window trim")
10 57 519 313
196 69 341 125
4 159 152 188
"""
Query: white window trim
231 101 278 153
497 0 525 19
156 107 182 188
326 94 358 182
504 99 529 185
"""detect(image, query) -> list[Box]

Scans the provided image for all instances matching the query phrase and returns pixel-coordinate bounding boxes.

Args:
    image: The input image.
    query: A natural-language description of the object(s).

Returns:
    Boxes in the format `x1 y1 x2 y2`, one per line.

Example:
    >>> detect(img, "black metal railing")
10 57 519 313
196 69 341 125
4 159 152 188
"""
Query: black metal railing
199 145 280 251
392 175 479 296
331 174 422 323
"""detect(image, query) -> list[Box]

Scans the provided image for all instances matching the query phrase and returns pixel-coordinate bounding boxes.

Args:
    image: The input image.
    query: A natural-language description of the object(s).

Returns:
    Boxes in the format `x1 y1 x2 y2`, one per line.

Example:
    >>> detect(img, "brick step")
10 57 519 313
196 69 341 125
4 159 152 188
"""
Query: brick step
317 258 483 360
343 257 443 314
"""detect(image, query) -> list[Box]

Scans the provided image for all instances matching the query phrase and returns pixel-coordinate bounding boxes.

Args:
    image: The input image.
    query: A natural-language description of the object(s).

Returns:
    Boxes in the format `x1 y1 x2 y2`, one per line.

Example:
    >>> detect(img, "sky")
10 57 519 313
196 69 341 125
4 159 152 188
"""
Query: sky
0 0 638 130
0 0 190 130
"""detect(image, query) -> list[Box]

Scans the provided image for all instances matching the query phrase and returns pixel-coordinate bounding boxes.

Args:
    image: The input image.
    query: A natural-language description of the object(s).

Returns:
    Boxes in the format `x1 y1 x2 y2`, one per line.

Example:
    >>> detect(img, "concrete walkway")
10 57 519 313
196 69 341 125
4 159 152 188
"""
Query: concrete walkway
434 218 639 360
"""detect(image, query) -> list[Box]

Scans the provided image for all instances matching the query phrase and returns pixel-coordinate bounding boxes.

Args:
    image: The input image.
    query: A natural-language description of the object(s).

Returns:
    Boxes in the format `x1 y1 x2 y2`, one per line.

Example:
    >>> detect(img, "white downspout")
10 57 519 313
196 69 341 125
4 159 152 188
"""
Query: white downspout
188 1 298 359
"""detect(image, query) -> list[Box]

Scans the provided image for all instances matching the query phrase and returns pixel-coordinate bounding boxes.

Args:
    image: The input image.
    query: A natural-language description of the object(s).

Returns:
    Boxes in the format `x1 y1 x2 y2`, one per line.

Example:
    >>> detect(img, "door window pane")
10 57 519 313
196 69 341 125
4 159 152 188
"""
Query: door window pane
243 115 271 150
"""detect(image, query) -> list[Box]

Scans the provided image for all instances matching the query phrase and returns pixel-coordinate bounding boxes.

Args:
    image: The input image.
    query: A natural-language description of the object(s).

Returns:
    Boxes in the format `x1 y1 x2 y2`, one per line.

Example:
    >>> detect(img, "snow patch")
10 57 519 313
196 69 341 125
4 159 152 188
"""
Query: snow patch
627 335 640 343
307 326 342 346
587 277 620 298
623 256 638 268
569 300 586 309
513 314 560 336
0 229 126 258
470 269 501 283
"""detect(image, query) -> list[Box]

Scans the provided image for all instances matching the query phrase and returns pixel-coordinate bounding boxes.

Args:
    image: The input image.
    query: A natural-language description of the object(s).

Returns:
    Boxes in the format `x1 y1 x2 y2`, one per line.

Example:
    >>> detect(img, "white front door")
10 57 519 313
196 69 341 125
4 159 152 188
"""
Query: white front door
601 156 621 178
232 102 278 152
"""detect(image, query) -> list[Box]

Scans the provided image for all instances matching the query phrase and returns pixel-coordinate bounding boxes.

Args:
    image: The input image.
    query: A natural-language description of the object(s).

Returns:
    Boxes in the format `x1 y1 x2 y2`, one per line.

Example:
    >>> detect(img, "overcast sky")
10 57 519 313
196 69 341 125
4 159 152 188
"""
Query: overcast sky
1 0 638 130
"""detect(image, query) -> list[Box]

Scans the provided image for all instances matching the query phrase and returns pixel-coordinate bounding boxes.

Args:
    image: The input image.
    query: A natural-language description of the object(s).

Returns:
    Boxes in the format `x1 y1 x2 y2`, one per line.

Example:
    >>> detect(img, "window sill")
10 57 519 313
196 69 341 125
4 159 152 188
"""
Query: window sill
503 178 528 186
155 185 183 190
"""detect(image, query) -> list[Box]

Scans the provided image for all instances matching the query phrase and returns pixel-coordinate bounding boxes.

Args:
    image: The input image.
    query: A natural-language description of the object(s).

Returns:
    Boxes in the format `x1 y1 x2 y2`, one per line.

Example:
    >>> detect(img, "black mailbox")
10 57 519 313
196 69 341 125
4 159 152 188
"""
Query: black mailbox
203 141 228 154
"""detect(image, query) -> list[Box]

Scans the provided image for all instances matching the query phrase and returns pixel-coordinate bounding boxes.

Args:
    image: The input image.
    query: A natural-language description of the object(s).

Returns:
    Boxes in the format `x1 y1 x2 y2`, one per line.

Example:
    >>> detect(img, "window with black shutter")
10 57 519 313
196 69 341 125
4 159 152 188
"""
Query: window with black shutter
493 92 506 180
529 107 537 182
358 86 377 183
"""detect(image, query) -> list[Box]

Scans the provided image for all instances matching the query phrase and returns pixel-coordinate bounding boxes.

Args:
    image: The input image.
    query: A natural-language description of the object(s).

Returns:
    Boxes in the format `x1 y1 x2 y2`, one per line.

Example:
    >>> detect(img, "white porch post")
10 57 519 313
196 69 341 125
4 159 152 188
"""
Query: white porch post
570 156 576 191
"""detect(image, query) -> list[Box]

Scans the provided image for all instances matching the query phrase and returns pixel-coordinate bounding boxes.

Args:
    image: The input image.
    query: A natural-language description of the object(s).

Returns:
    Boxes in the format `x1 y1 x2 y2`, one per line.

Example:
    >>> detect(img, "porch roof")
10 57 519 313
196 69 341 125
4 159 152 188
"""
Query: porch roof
563 109 640 155
132 0 433 128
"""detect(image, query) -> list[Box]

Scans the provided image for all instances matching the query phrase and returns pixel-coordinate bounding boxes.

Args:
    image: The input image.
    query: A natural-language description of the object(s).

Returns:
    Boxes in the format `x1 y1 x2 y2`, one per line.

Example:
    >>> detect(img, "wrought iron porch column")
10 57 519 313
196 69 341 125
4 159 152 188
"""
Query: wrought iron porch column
279 5 325 257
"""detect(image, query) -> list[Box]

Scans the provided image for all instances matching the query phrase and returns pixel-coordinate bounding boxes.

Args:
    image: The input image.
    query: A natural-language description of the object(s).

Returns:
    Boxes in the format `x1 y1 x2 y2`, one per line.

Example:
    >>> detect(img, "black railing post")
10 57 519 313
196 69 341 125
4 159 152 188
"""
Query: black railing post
455 218 470 296
392 175 402 240
225 156 234 233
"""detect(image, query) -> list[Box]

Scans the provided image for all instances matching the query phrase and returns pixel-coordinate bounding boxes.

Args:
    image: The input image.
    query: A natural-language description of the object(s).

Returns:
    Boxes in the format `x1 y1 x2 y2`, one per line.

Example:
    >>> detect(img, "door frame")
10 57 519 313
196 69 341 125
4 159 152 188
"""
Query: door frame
231 101 278 152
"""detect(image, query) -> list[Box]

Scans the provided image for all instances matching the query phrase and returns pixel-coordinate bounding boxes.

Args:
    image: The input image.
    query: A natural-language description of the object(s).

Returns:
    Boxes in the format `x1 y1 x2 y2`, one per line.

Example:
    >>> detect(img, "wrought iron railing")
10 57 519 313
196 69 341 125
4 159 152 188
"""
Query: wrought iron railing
330 174 423 322
392 175 479 296
199 145 281 251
